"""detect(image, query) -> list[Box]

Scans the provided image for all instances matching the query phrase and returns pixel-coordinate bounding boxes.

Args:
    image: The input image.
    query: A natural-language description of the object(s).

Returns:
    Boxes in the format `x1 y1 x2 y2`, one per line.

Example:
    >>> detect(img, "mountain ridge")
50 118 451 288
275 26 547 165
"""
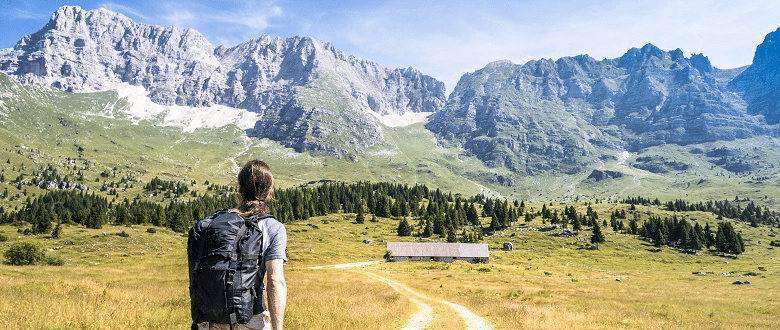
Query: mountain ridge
427 38 779 175
0 5 446 158
3 5 780 184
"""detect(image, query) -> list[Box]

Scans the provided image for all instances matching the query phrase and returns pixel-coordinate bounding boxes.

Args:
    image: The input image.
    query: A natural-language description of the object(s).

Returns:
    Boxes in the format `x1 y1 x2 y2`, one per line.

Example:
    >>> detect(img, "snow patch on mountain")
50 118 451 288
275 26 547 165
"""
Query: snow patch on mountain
367 109 433 127
114 83 260 132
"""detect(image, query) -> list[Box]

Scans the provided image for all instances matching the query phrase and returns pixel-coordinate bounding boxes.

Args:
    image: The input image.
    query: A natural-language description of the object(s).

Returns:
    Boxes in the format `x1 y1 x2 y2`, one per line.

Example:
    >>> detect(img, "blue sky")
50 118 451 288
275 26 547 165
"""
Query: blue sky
2 0 780 92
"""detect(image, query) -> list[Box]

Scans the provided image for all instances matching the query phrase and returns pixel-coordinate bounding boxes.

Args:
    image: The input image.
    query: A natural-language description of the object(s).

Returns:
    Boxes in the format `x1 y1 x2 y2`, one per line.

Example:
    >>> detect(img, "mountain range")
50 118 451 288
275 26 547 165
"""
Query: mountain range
2 5 780 201
0 6 445 158
428 41 780 175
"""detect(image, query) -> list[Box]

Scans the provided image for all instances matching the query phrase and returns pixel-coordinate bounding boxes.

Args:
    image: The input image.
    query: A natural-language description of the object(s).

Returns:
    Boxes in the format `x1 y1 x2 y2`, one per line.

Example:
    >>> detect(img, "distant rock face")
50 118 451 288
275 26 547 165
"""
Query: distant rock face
586 170 624 182
632 156 689 174
0 6 446 157
729 27 780 125
428 41 776 174
0 6 218 98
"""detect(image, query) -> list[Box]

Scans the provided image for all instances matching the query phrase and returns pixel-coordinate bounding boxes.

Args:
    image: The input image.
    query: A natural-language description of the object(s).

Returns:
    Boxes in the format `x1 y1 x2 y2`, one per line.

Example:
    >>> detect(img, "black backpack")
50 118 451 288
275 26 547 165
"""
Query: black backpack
188 210 271 328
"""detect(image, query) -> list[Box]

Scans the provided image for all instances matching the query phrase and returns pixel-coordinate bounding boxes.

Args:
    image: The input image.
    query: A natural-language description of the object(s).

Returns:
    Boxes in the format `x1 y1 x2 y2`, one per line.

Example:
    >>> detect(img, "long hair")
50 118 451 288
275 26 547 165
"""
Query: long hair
235 160 274 217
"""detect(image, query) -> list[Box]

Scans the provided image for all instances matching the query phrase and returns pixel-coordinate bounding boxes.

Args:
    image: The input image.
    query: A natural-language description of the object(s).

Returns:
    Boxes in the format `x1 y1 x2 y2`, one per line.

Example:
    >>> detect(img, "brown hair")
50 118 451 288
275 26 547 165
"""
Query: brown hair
235 160 274 217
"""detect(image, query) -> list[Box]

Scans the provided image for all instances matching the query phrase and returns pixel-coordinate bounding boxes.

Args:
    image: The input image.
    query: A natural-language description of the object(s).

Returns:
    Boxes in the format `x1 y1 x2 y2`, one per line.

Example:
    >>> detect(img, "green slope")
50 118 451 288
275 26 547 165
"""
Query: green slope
2 72 780 211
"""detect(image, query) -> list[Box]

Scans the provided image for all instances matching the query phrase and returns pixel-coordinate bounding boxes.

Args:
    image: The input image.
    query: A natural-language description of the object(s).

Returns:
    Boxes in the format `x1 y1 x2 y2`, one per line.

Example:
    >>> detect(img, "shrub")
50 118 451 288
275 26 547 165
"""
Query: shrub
146 227 157 234
51 224 62 238
0 233 7 242
117 231 130 238
44 255 65 266
4 242 45 265
472 257 487 264
383 250 393 262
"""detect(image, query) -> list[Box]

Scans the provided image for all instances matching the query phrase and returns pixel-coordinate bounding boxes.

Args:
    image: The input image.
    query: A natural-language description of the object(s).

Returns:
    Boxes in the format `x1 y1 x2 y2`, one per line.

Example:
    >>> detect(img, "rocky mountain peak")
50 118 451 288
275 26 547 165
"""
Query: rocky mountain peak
690 53 713 73
751 27 780 67
617 43 668 68
729 27 780 124
0 6 446 158
428 40 774 175
484 59 515 71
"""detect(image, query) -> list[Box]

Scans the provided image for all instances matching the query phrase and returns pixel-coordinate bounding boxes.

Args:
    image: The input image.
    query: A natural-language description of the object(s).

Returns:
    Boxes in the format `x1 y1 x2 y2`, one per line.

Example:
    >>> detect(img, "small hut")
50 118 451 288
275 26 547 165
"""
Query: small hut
386 242 490 263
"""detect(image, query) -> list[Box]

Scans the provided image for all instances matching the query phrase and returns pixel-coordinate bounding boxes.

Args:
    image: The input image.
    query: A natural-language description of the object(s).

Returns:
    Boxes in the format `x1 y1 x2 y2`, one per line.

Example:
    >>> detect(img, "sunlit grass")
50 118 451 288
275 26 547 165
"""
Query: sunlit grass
1 202 779 329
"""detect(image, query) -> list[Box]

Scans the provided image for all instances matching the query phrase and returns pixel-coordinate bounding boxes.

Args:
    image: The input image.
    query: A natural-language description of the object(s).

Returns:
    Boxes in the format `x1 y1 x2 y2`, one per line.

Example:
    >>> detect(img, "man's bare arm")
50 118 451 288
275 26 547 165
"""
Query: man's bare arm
266 258 287 330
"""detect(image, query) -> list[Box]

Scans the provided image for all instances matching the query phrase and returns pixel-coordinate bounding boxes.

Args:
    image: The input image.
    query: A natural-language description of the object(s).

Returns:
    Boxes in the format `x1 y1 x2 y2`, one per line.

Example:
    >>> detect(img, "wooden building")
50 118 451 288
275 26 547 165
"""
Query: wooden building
386 242 490 263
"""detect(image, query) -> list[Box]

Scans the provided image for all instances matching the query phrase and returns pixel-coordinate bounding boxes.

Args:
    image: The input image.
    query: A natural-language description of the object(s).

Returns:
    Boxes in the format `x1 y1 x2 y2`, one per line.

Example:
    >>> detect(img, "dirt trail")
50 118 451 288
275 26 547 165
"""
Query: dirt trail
364 272 494 330
364 272 434 330
309 262 493 329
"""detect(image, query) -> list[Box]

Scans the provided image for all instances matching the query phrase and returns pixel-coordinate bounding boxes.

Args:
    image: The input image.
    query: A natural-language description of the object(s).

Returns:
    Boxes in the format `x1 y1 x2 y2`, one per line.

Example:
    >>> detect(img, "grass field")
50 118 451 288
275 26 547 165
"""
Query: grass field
2 68 780 329
4 72 780 214
1 202 778 329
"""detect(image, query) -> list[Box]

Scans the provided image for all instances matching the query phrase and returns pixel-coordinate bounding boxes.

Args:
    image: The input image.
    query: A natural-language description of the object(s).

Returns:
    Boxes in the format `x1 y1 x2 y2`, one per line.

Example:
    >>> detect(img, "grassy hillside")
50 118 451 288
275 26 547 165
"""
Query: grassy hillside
1 201 778 329
3 72 780 213
2 71 780 328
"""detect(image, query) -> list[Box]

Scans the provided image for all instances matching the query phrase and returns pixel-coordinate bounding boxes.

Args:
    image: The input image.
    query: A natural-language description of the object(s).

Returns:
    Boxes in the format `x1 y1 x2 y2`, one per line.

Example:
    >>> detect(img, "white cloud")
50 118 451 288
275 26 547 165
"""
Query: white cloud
292 0 780 92
78 0 780 93
99 1 284 47
8 8 50 20
99 2 152 22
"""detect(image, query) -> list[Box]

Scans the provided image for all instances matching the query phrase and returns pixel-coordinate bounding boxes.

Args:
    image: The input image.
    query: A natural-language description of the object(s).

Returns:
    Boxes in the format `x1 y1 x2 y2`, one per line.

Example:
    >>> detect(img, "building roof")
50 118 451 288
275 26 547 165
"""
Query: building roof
386 242 490 258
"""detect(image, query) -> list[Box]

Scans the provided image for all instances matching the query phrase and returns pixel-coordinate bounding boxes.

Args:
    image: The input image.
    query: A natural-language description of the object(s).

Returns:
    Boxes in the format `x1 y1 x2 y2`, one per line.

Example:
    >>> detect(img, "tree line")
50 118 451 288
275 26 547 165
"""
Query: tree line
635 216 744 254
0 183 765 255
0 189 236 233
665 198 779 227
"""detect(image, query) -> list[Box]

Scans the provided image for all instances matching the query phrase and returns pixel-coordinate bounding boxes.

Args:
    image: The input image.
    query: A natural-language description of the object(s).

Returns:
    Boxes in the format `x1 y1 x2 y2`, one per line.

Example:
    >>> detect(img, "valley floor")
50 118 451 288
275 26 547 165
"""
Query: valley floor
1 205 779 329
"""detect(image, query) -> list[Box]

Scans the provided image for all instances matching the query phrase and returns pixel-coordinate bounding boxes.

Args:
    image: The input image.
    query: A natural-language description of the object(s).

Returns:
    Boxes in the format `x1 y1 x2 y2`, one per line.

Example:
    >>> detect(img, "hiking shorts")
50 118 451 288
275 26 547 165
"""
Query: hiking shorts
197 311 270 330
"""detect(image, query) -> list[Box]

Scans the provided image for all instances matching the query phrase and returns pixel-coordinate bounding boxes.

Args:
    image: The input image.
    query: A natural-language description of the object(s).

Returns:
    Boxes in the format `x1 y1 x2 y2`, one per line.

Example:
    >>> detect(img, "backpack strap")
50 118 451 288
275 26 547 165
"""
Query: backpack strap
192 219 213 273
192 209 229 271
191 213 219 330
228 219 249 327
253 215 271 312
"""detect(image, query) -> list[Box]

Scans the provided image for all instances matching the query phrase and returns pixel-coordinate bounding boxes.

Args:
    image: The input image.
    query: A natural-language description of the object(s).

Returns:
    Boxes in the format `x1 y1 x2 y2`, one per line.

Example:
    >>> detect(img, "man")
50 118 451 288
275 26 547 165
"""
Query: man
189 160 287 330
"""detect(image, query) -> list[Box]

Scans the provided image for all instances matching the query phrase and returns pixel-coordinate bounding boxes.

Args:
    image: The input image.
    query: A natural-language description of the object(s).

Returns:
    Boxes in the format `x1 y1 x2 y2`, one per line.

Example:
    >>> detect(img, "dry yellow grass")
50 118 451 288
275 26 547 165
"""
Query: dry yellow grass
0 202 778 329
0 222 409 330
286 268 410 330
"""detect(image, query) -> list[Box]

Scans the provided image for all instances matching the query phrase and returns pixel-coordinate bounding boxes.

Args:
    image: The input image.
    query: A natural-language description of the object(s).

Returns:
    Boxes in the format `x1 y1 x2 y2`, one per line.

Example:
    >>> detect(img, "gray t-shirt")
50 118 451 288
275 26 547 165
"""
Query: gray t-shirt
260 216 287 265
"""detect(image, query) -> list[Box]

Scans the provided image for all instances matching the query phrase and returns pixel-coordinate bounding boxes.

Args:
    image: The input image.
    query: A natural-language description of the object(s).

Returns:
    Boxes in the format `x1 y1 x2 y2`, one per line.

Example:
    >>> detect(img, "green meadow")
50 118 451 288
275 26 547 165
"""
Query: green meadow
1 201 778 329
1 73 779 329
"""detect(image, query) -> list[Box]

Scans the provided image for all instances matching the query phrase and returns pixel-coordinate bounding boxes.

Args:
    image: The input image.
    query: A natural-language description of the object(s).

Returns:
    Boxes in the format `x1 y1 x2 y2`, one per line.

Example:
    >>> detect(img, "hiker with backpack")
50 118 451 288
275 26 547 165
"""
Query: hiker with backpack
188 160 287 330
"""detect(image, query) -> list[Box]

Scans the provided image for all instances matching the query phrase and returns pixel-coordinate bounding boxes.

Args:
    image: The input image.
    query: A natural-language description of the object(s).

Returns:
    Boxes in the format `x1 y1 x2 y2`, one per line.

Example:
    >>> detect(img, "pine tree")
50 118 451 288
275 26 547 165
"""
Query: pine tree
591 221 605 244
654 221 669 247
397 217 411 236
356 207 365 224
490 214 500 231
51 222 62 239
704 222 715 248
629 218 638 235
716 224 727 252
482 199 494 217
422 220 433 238
446 228 457 243
572 216 582 232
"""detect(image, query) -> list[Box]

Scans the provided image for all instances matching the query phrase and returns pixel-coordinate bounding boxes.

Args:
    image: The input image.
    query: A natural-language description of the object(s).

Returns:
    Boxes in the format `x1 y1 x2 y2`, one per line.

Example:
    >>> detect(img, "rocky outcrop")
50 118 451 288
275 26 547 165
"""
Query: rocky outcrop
729 27 780 124
427 41 774 175
0 6 218 98
0 6 446 157
586 170 624 182
632 156 689 174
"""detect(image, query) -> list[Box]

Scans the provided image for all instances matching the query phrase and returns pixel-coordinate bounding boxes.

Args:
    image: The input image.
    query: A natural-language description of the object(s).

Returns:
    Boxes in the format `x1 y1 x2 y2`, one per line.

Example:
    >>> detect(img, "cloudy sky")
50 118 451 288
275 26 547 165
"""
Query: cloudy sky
2 0 779 93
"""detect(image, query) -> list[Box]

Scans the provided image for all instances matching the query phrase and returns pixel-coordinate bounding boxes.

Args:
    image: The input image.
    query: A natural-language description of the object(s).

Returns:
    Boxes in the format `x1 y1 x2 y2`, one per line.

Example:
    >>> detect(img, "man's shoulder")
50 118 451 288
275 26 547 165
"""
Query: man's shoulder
260 215 285 232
